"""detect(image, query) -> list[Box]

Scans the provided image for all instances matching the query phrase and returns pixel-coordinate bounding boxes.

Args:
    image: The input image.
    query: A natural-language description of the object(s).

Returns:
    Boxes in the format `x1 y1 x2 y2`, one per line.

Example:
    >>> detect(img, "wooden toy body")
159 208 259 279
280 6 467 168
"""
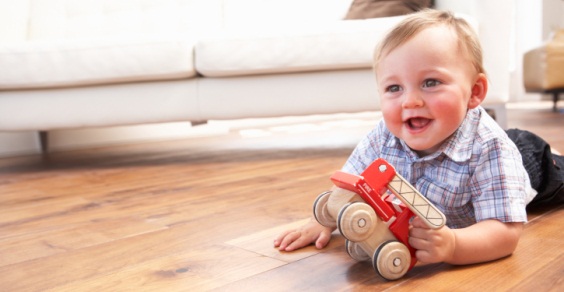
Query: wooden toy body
313 158 446 280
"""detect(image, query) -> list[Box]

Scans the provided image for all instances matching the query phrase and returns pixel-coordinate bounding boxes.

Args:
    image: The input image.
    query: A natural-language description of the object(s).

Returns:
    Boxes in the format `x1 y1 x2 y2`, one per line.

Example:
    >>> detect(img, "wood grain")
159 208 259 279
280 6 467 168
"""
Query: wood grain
0 102 563 291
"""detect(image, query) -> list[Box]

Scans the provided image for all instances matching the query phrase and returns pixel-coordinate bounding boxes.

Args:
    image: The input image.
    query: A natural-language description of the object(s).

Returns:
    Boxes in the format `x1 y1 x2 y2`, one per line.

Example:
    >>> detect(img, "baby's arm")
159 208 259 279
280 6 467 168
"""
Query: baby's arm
274 218 335 252
409 217 524 265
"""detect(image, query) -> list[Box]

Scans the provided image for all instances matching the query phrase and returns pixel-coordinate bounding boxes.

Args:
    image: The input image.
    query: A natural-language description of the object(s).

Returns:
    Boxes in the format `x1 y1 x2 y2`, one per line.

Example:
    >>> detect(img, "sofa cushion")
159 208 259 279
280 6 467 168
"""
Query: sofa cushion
345 0 433 19
195 17 406 77
0 36 197 89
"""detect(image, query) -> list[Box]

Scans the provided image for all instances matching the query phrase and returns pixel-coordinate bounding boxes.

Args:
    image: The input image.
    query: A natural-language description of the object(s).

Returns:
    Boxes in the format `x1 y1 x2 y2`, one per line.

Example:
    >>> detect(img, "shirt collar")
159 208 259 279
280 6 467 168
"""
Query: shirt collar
443 108 481 162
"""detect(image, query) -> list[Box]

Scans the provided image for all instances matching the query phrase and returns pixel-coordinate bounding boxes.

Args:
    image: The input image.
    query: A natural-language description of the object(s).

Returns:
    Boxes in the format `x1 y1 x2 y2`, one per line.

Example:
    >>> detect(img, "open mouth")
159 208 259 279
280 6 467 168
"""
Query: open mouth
406 117 432 131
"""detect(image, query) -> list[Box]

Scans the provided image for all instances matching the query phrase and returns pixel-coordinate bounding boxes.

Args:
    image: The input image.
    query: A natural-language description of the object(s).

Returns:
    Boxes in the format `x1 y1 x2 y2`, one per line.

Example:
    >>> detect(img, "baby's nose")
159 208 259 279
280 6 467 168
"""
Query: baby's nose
402 91 424 108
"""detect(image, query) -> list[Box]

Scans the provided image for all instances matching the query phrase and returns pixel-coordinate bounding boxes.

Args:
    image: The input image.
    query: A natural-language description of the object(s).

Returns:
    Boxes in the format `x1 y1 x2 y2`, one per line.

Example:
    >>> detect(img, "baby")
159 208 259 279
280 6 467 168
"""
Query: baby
274 9 564 265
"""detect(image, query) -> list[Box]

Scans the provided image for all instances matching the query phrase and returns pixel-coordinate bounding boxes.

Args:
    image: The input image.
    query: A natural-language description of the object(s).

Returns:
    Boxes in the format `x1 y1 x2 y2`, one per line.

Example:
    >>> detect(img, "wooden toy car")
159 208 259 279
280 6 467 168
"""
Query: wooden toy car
313 158 446 280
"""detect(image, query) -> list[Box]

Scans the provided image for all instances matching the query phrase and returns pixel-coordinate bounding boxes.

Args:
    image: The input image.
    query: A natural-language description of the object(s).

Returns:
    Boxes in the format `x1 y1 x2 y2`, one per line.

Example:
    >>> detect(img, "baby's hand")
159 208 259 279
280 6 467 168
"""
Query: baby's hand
274 219 334 252
409 216 456 264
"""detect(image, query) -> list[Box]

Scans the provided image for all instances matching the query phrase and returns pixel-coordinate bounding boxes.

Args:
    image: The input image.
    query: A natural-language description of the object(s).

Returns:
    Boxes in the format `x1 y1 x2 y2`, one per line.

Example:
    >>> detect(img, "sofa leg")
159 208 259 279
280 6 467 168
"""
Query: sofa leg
191 120 208 126
39 131 48 154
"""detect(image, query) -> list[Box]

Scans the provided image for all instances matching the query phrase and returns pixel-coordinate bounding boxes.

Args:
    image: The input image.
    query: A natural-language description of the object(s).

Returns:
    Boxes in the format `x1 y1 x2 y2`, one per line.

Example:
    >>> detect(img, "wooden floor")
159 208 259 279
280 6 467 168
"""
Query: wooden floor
1 102 563 291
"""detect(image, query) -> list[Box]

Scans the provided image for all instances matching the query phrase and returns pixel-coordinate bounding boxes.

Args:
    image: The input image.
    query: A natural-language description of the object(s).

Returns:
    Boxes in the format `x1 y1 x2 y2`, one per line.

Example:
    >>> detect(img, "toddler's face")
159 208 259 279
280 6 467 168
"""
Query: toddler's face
375 25 484 156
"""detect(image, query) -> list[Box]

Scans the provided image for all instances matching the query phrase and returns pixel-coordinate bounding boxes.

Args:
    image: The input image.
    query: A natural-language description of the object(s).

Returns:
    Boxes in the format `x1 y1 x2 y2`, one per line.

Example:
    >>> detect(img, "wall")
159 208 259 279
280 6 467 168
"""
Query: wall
511 0 564 101
542 0 564 39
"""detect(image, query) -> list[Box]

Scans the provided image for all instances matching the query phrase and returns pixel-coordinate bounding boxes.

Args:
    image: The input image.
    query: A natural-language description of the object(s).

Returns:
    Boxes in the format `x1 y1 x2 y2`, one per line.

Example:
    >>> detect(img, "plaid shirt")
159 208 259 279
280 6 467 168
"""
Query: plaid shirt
342 107 535 229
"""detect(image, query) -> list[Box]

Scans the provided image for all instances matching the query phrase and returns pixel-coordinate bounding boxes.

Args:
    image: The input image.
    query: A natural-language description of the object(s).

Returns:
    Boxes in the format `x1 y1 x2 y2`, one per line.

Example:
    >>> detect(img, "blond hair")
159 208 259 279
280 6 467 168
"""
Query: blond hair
374 9 485 76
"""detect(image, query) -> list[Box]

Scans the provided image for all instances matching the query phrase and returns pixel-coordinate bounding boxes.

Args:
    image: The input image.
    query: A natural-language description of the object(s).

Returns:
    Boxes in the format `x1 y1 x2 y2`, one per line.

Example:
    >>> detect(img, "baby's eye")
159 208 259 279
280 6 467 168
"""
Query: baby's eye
422 79 440 88
386 85 401 92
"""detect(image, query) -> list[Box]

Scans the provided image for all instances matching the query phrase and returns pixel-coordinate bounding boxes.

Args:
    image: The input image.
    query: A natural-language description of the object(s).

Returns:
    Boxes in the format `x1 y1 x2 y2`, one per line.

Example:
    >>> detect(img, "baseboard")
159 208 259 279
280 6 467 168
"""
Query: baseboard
0 121 229 157
46 121 220 152
0 131 40 157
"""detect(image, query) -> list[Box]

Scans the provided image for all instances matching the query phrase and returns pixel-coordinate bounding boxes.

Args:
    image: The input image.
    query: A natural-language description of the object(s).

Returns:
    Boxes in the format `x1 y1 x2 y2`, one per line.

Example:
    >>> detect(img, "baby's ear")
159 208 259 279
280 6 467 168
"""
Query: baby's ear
468 73 488 109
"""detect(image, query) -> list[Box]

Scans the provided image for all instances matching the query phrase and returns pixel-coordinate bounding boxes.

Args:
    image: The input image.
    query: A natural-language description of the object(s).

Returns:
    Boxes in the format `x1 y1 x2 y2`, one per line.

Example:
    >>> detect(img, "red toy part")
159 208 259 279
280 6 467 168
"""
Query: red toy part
316 158 446 280
331 171 395 223
331 162 417 269
330 158 446 273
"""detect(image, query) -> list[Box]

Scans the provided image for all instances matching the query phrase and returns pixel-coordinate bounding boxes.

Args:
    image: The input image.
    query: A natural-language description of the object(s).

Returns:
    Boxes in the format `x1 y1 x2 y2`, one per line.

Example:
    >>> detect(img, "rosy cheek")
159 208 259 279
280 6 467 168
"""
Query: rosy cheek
381 101 402 119
382 109 403 132
435 99 464 114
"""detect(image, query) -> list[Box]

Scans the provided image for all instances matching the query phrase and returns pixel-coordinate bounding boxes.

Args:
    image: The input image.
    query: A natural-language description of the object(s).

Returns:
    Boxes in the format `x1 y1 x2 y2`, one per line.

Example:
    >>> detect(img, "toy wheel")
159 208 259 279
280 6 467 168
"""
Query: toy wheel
313 191 336 228
337 202 377 242
345 240 370 262
373 241 411 281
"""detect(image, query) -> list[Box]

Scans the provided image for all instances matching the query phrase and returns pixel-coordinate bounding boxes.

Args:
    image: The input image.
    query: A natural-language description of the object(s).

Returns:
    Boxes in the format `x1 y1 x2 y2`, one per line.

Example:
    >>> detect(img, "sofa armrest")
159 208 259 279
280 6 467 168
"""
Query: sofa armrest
0 0 31 42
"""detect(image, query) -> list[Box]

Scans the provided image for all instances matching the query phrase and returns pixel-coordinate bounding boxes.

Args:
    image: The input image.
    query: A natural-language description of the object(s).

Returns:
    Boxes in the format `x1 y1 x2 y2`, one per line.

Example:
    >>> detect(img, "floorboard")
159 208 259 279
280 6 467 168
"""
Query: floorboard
0 102 562 291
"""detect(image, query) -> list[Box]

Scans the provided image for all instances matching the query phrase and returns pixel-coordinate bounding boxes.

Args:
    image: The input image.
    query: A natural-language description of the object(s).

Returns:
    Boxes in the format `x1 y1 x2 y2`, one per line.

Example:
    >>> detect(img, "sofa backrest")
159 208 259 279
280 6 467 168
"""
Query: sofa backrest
24 0 354 40
221 0 352 29
26 0 224 40
0 0 31 42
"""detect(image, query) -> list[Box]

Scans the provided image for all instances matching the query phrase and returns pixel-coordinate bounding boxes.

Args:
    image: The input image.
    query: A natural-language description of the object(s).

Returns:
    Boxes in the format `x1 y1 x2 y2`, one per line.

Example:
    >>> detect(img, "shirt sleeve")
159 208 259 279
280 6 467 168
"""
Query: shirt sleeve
470 138 529 224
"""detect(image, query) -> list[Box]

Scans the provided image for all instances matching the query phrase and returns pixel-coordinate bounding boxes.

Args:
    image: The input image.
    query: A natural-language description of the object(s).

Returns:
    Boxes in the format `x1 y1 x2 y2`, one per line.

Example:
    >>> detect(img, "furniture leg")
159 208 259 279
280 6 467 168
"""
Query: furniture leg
39 131 48 153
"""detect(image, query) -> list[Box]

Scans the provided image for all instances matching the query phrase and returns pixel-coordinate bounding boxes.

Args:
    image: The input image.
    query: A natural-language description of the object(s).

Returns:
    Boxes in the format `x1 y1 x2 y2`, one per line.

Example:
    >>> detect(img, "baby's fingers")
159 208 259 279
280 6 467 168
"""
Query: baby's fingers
276 231 303 251
411 216 430 229
283 232 315 251
315 230 331 249
274 229 295 247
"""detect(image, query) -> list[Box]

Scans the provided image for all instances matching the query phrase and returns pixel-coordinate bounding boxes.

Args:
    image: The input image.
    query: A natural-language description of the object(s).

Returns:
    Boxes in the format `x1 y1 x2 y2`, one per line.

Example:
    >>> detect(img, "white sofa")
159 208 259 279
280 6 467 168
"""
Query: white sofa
0 0 514 152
